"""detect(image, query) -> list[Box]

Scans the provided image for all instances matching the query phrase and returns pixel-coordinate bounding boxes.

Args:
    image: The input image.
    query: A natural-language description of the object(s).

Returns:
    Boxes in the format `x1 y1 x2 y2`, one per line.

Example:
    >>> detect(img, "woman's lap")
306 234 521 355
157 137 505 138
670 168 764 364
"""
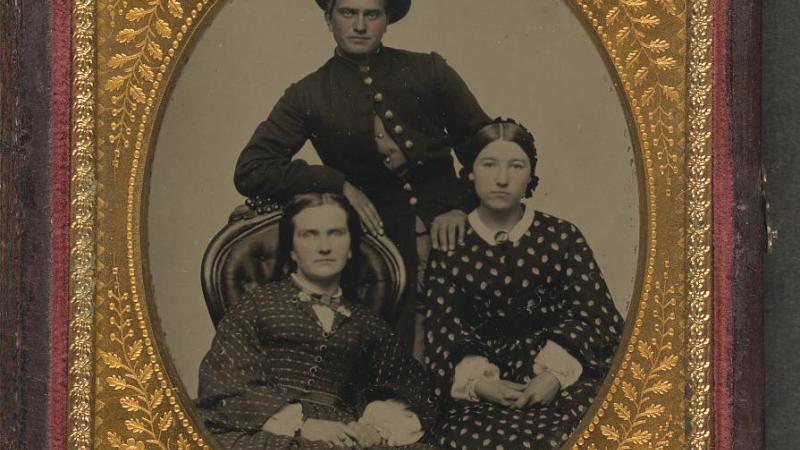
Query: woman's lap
433 378 600 450
213 431 439 450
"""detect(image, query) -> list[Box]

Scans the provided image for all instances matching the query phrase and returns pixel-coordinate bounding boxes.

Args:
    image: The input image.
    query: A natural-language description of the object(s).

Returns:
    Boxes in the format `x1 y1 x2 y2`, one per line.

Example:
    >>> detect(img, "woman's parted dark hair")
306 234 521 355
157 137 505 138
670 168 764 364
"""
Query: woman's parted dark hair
273 192 364 297
465 117 540 198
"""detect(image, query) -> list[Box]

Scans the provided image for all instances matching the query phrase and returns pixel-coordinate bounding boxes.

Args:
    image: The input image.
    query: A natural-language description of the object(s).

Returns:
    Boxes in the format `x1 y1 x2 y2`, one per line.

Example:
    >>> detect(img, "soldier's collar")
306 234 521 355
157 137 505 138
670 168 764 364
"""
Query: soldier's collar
333 45 386 71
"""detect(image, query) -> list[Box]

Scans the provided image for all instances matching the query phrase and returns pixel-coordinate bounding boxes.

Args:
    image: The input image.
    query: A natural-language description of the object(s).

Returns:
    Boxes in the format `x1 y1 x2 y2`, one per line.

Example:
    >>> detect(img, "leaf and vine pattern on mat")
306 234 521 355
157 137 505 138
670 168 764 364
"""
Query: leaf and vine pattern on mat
99 268 193 450
601 262 680 449
600 0 687 196
103 0 184 169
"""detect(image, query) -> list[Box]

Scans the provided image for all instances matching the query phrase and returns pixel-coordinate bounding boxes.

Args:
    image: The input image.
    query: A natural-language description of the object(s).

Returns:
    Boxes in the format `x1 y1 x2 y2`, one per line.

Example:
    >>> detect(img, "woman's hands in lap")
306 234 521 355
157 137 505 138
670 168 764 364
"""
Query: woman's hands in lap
474 379 526 407
514 372 561 409
300 418 383 448
346 422 383 448
474 373 561 409
301 418 356 447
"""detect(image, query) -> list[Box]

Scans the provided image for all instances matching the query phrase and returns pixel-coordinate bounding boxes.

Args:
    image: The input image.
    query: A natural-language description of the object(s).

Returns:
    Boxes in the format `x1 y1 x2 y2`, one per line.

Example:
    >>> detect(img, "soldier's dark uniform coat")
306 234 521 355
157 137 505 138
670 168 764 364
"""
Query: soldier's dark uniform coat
234 46 490 336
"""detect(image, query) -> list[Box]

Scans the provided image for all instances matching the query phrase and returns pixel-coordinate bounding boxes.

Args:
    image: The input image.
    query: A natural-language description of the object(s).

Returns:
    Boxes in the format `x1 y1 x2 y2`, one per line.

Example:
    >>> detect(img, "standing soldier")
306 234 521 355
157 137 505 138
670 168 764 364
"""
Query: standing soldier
234 0 491 354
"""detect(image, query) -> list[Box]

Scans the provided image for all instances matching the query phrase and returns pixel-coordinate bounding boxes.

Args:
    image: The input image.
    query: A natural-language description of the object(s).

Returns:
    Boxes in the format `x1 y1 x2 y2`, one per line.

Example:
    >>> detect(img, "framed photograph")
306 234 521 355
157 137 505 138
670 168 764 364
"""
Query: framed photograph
54 0 740 448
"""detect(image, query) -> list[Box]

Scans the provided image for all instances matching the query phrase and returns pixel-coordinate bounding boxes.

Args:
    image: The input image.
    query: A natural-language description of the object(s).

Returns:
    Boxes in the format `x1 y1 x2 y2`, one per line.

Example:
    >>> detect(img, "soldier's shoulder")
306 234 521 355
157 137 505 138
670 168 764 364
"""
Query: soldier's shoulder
385 46 445 64
289 58 335 90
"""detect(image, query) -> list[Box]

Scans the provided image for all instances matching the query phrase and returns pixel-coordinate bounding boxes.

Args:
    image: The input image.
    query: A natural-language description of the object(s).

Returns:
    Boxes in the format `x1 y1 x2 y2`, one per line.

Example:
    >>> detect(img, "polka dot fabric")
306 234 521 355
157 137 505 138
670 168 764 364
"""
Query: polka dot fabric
423 211 623 449
197 279 438 449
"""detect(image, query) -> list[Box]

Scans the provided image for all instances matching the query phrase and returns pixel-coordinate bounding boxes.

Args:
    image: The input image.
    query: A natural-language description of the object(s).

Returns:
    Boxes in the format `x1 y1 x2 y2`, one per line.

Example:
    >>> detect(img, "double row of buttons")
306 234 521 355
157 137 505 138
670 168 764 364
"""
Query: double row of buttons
364 75 421 206
366 77 415 151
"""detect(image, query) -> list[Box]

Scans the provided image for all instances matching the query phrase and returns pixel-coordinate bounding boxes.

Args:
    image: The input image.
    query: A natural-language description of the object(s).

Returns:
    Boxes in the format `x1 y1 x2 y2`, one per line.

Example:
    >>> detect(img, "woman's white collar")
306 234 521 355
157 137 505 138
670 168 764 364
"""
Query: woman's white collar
467 204 536 245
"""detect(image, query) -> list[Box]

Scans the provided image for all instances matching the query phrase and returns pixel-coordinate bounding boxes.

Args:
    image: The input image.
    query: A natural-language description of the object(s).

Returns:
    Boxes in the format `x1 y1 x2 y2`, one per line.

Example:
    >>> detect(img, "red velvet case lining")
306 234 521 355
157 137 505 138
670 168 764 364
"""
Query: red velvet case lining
712 0 735 446
49 0 72 447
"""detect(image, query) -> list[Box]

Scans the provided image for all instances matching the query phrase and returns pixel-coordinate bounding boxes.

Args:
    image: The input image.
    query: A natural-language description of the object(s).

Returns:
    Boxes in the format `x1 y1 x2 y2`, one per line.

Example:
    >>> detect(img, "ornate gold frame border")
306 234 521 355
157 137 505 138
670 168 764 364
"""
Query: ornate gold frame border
68 0 97 448
686 0 713 446
68 0 714 448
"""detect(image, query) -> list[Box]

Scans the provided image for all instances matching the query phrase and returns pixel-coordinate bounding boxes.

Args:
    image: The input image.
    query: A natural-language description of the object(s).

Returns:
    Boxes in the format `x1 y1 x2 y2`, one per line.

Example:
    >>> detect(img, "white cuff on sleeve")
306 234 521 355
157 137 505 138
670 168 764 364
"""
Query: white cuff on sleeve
533 340 583 389
262 403 304 436
451 356 500 402
358 400 423 446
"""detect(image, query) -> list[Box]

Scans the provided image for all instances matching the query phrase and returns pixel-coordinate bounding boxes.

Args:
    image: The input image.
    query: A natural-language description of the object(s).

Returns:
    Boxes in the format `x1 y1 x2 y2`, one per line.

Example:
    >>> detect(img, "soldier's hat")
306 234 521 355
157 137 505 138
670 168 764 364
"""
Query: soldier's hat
315 0 411 24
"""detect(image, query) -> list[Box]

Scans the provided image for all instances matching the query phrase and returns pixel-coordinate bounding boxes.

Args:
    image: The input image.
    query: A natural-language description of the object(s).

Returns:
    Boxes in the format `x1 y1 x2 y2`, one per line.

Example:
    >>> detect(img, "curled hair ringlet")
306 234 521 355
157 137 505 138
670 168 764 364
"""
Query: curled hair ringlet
465 117 540 198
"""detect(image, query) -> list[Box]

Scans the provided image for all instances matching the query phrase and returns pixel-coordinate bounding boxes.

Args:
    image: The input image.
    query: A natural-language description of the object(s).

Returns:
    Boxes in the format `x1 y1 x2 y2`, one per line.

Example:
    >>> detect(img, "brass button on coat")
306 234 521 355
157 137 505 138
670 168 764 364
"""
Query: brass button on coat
403 183 412 192
409 196 418 206
404 140 414 149
364 77 373 86
394 125 404 134
384 110 394 120
373 92 384 102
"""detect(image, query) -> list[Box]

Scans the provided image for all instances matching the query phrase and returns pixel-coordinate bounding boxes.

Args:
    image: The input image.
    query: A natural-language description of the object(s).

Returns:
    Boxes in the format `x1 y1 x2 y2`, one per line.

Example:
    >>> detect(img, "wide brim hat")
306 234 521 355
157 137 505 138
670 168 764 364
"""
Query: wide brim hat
315 0 411 24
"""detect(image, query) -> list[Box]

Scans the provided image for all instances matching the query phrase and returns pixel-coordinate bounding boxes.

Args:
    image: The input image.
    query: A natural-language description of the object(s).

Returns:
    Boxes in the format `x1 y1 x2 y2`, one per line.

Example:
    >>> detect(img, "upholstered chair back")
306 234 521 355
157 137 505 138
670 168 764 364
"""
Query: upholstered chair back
201 202 406 328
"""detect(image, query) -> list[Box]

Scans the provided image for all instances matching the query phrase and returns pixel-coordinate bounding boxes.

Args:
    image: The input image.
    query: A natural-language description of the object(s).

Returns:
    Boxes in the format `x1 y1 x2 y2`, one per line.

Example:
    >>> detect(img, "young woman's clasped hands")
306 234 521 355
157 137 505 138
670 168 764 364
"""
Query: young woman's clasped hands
299 419 383 448
474 372 561 409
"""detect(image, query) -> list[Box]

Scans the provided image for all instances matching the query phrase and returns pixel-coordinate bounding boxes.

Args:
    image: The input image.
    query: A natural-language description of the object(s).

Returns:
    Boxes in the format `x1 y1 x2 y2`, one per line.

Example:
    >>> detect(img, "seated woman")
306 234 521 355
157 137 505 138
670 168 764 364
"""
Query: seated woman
423 119 624 450
197 193 438 449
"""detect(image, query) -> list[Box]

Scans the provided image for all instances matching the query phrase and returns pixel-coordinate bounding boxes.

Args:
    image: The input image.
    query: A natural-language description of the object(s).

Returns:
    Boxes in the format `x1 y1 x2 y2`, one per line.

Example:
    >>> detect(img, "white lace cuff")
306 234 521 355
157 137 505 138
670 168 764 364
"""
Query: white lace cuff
262 402 303 436
533 340 583 389
451 356 500 401
358 400 423 446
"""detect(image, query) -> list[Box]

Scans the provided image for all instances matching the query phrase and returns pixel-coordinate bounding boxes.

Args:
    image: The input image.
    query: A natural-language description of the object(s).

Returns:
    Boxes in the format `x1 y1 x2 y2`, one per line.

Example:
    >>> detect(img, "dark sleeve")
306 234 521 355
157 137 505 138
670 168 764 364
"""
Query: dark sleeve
549 225 624 375
430 52 491 211
233 83 346 200
356 313 438 432
422 249 491 402
196 297 297 434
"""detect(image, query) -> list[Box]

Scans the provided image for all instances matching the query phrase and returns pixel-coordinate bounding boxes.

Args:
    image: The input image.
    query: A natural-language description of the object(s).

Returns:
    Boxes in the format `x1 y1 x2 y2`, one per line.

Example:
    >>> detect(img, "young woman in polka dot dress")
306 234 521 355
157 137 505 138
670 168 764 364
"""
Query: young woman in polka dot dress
423 120 624 450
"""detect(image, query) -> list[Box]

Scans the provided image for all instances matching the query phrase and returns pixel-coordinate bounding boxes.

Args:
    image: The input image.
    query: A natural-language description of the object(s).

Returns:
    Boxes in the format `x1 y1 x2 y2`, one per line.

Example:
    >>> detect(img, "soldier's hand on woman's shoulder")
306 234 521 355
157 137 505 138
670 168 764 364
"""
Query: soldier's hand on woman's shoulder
343 181 384 237
431 209 467 251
